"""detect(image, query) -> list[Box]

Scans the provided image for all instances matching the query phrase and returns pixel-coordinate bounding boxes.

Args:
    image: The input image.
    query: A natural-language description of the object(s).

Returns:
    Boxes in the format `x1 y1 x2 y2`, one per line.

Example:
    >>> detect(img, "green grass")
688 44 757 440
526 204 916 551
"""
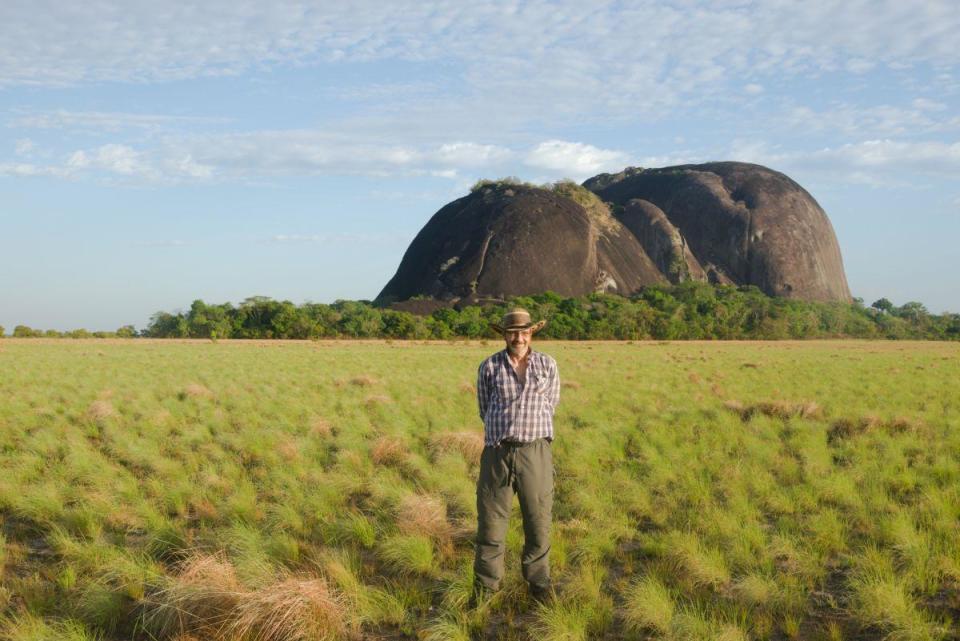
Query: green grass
0 338 958 639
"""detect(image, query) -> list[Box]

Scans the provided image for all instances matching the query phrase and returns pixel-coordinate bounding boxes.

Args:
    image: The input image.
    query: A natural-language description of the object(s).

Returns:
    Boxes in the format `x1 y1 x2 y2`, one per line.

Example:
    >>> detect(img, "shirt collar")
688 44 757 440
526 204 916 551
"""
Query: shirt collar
500 347 537 365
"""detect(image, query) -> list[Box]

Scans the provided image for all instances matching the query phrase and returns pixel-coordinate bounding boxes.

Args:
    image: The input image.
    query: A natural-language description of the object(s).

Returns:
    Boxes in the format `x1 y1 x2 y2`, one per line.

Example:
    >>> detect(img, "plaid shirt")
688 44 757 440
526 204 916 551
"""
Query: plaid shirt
477 349 560 446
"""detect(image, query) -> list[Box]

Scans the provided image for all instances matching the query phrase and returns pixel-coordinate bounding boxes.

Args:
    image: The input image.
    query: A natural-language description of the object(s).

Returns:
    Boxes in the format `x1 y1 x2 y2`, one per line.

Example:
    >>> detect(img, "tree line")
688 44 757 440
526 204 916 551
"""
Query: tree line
5 283 958 340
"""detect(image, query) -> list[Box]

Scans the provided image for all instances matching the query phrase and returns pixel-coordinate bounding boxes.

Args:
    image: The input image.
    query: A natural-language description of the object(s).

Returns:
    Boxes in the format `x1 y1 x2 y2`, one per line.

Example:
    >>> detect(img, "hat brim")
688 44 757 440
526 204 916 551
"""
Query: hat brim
491 319 546 334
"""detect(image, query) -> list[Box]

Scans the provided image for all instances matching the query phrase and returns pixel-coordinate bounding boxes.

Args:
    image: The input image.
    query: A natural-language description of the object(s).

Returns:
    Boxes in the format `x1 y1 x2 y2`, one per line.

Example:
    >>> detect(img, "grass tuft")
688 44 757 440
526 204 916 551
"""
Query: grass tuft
378 534 436 576
428 431 484 465
181 383 213 399
724 399 821 421
225 577 346 641
309 417 333 438
86 400 115 421
623 574 675 634
350 375 378 387
397 493 451 544
371 436 409 466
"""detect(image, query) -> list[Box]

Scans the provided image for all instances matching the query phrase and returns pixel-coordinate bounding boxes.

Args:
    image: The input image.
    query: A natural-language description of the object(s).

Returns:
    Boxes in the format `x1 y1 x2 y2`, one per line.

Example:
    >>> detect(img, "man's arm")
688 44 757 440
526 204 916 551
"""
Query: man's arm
546 357 560 412
477 361 490 420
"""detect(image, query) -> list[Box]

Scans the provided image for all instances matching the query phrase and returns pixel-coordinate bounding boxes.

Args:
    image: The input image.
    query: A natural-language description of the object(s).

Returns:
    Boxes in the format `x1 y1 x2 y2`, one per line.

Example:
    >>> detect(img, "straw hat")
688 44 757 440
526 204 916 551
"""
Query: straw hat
491 307 547 334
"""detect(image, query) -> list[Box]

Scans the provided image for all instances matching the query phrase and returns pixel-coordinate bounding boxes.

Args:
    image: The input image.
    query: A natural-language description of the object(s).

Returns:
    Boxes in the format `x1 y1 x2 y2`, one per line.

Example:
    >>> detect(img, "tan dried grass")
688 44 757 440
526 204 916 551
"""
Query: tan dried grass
723 399 822 421
143 554 243 638
828 414 922 443
887 415 922 433
429 431 484 465
371 436 408 466
277 439 301 462
350 375 378 387
144 554 346 641
183 383 214 399
87 399 116 420
364 394 392 406
189 498 220 522
226 577 346 641
398 494 451 542
310 417 333 438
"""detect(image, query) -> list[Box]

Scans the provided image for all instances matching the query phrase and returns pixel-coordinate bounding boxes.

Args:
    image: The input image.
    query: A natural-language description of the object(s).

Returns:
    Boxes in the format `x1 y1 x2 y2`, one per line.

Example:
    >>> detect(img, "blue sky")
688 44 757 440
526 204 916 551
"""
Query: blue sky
1 0 958 332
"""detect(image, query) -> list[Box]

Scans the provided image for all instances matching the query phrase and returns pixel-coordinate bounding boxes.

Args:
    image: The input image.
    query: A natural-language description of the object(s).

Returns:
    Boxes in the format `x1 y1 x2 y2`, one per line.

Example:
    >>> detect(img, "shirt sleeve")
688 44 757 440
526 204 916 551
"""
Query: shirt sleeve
477 360 490 420
546 357 560 411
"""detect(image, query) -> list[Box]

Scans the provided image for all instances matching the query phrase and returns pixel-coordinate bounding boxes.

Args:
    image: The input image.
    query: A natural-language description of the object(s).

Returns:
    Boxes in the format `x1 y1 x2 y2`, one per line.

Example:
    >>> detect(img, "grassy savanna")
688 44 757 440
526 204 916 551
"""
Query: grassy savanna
0 339 958 641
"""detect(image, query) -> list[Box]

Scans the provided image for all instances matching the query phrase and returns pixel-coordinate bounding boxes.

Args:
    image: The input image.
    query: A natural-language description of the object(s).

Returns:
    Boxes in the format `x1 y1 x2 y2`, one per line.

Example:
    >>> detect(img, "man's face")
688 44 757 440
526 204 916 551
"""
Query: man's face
504 328 533 356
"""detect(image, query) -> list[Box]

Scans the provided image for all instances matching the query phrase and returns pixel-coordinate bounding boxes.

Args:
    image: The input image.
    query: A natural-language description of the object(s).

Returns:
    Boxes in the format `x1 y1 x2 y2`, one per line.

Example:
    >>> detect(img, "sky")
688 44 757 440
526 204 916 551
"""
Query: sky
1 0 958 332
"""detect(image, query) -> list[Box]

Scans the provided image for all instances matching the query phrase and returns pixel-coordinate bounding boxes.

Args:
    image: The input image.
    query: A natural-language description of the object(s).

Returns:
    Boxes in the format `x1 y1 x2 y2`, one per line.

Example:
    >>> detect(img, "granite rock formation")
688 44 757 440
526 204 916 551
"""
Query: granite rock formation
378 162 851 305
585 162 851 302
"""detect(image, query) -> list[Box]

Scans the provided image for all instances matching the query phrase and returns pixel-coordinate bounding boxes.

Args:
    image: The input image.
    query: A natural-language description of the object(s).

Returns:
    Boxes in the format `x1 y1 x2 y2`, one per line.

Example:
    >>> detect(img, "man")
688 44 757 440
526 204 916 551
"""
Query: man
472 308 559 605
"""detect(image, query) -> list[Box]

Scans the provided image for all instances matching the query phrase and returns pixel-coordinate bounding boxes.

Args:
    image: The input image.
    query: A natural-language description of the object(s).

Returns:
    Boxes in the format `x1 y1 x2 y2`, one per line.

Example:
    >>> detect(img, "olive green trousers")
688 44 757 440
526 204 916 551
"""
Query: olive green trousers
473 438 553 591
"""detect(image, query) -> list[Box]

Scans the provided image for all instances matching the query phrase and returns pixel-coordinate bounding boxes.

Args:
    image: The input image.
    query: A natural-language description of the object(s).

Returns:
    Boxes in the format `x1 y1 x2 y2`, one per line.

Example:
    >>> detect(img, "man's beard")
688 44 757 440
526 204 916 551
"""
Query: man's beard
507 342 528 357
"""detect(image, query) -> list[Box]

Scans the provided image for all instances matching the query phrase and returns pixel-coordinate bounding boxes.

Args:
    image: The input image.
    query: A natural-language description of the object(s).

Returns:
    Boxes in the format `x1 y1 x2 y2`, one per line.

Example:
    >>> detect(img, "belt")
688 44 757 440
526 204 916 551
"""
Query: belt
496 437 549 448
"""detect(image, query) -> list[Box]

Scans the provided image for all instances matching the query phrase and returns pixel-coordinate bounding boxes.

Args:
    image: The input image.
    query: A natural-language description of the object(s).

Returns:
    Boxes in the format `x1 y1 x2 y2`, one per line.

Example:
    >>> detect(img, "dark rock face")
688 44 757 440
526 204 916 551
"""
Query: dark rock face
378 162 852 304
378 184 664 303
586 162 852 302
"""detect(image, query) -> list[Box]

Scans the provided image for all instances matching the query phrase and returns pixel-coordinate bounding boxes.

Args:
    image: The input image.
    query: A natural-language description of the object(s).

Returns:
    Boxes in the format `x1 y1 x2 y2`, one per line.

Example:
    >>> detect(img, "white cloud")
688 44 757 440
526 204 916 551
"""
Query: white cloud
8 109 227 132
9 134 628 185
430 143 513 168
0 162 70 178
524 140 630 179
1 1 958 127
270 233 407 245
845 58 875 74
911 98 947 112
744 83 764 95
728 138 960 184
804 139 960 174
67 144 156 178
780 102 959 136
14 138 33 155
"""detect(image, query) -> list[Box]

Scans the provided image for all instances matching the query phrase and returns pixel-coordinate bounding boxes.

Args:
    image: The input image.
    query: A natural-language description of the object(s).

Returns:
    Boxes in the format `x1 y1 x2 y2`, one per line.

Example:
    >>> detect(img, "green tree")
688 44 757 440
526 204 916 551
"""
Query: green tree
335 301 383 337
116 325 137 338
895 301 928 323
145 311 189 337
13 325 41 337
382 309 417 338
